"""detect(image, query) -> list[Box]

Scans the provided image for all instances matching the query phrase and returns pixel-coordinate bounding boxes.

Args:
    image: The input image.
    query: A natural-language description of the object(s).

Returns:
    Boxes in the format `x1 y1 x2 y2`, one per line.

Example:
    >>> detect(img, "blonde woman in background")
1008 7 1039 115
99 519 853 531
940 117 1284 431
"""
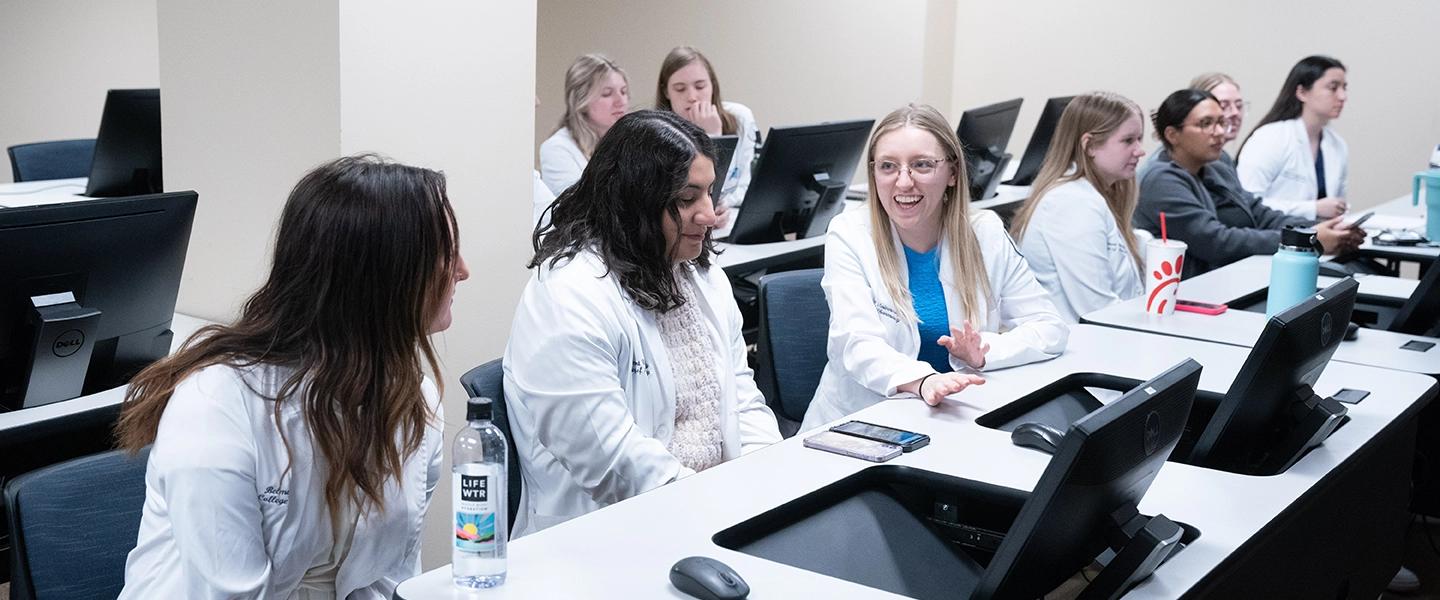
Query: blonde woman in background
801 104 1067 431
539 54 629 196
1010 92 1149 324
655 46 759 233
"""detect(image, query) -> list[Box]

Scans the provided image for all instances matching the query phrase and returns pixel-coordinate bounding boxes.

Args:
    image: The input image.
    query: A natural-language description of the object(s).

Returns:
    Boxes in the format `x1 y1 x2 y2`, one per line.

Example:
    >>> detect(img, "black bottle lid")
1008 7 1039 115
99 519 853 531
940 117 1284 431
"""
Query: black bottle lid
1280 226 1321 253
467 397 493 421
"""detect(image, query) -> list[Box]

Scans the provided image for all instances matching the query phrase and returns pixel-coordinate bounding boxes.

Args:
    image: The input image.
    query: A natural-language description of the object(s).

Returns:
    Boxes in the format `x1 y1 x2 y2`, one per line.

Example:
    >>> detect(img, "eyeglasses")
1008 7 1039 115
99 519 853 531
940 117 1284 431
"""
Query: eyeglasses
873 158 949 179
1216 99 1249 116
1185 117 1227 133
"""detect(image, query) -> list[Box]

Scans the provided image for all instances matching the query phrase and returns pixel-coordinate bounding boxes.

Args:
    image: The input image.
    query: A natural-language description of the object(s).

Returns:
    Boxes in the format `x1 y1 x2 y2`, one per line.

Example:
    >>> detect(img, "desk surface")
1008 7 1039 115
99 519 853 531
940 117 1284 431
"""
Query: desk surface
1359 194 1437 259
0 313 211 433
0 177 91 208
1082 256 1440 374
395 325 1435 599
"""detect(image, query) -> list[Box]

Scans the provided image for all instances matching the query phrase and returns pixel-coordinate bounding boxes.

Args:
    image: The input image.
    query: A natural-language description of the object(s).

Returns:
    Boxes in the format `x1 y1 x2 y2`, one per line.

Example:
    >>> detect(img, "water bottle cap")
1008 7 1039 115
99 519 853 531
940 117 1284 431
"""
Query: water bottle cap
1280 226 1321 253
467 397 493 421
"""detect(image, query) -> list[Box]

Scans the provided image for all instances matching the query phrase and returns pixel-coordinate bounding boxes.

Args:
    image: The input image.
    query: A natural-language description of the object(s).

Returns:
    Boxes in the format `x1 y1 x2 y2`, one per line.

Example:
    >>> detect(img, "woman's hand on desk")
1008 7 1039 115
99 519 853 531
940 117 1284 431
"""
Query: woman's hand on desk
1316 215 1366 255
899 372 987 406
939 321 990 370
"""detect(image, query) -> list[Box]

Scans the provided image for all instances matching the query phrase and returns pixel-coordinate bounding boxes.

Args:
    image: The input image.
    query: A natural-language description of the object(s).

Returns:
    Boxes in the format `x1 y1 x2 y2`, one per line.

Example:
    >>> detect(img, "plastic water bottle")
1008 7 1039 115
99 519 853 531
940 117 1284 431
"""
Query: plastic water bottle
1430 144 1440 169
1266 226 1321 319
452 397 507 588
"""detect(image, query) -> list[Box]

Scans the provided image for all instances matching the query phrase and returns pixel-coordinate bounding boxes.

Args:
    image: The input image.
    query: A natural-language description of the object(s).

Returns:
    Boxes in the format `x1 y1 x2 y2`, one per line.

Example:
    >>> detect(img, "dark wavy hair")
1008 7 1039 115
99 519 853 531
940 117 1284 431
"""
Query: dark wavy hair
118 154 457 520
1241 55 1346 152
531 109 718 313
1151 89 1219 151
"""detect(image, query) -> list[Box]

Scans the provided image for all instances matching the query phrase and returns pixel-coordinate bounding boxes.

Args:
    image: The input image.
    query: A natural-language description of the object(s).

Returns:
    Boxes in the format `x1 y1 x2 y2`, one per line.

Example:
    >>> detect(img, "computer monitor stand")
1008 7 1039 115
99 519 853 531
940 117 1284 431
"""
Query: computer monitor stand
22 292 102 408
976 154 1012 201
1255 385 1347 475
802 173 849 239
1079 503 1184 600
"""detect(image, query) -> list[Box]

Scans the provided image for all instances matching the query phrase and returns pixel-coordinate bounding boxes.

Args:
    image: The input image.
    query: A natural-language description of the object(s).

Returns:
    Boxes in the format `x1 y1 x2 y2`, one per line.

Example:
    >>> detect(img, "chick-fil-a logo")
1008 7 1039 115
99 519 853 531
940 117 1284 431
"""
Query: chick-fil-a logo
1146 255 1183 313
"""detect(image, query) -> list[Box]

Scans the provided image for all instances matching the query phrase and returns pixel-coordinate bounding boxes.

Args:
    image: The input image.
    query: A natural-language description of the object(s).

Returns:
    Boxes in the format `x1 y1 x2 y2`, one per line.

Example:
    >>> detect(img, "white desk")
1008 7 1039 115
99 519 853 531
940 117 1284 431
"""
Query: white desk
396 325 1434 599
0 313 211 433
1082 256 1440 374
0 177 91 208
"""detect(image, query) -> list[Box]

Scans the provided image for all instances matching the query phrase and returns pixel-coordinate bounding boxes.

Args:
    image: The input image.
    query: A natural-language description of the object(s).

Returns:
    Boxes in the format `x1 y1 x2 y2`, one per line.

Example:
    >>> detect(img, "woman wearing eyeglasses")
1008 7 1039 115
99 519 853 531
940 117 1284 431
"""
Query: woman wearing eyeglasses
1136 90 1362 277
1237 56 1350 220
1009 92 1149 324
800 104 1067 431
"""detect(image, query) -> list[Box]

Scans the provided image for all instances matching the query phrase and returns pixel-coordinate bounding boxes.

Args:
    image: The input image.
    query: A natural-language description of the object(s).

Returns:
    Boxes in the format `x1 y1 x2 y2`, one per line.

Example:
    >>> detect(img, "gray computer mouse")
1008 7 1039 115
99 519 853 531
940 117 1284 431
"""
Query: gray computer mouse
1011 422 1065 455
669 556 749 600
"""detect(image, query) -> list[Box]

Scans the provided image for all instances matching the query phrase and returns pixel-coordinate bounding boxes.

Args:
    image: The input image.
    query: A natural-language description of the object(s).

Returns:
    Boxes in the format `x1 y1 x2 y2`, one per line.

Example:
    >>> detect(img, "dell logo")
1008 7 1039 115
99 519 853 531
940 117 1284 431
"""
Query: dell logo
52 330 85 358
1143 411 1162 455
1320 312 1334 346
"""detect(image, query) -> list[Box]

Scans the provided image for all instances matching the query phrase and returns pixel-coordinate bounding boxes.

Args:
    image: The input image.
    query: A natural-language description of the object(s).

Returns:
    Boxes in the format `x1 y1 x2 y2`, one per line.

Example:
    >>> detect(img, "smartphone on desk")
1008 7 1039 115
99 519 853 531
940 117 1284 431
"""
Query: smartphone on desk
1175 299 1227 315
830 420 931 452
804 431 903 462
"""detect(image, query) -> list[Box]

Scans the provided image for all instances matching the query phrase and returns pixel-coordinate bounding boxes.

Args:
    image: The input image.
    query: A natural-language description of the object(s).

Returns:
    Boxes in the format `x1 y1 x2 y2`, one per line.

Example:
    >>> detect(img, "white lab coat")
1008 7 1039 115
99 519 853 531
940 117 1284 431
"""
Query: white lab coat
532 169 556 229
503 249 782 537
1017 177 1145 324
539 127 586 196
801 207 1069 431
119 364 444 600
1237 118 1348 220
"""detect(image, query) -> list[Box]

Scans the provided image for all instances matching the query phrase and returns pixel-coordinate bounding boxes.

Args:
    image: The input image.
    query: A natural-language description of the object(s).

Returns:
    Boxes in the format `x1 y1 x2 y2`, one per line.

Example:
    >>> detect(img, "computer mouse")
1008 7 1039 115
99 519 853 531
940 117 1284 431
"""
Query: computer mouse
1344 321 1360 341
669 556 749 600
1011 422 1065 455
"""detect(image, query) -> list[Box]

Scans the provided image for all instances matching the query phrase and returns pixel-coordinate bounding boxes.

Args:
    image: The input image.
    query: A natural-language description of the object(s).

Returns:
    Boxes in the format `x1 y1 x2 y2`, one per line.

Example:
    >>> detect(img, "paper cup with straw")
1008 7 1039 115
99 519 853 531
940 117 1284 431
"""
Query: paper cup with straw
1145 212 1187 315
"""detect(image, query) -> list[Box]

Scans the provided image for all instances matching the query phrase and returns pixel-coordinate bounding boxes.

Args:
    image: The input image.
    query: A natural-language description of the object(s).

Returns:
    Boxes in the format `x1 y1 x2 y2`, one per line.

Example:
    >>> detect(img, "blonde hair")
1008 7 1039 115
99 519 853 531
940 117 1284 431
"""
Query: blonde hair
867 104 991 325
1189 72 1238 93
654 46 738 135
557 53 627 159
1010 91 1144 271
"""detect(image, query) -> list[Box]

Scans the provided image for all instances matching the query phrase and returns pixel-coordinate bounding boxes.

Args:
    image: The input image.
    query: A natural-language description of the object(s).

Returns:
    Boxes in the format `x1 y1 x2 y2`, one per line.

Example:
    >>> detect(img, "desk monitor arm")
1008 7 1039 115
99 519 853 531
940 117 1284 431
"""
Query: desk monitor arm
801 172 849 239
1257 385 1348 474
22 292 102 408
1077 503 1184 600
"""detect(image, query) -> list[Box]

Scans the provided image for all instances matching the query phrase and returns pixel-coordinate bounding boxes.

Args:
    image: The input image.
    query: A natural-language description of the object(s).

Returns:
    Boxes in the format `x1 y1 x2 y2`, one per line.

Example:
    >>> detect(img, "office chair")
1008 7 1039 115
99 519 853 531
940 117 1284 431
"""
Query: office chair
7 139 96 182
755 269 830 427
459 359 523 535
3 446 150 600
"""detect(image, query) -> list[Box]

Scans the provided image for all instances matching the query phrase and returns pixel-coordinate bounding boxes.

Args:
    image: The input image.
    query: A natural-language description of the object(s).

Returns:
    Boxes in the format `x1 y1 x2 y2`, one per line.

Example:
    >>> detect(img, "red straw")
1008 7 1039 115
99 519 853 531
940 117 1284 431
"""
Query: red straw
1160 212 1168 244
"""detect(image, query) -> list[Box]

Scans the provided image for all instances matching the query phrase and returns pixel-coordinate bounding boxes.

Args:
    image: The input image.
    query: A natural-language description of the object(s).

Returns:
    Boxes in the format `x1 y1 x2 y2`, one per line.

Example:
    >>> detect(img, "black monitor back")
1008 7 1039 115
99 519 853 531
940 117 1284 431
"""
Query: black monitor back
1188 278 1357 472
1389 260 1440 336
710 134 739 202
727 119 873 245
0 192 196 409
85 89 162 198
973 359 1201 600
956 98 1022 200
1006 96 1073 187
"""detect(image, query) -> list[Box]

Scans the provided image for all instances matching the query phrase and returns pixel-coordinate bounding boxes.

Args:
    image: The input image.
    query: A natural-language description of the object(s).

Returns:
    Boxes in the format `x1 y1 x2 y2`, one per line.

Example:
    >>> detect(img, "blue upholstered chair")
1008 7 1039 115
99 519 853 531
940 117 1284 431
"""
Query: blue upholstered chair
3 446 150 600
755 268 830 426
458 358 523 535
7 139 96 182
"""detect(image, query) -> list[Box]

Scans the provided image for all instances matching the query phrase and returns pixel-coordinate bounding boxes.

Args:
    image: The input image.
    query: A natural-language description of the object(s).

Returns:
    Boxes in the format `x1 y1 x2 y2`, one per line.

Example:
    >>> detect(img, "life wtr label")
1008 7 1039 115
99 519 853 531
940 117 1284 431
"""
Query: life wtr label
453 469 497 554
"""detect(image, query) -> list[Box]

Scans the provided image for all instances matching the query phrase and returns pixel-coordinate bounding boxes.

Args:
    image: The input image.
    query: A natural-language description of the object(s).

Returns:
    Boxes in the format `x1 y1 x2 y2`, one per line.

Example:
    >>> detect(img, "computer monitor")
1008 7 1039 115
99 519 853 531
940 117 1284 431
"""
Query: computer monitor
1385 259 1440 335
84 89 162 198
710 134 739 202
1005 96 1074 187
956 98 1023 201
1187 278 1357 475
726 119 874 245
0 191 196 411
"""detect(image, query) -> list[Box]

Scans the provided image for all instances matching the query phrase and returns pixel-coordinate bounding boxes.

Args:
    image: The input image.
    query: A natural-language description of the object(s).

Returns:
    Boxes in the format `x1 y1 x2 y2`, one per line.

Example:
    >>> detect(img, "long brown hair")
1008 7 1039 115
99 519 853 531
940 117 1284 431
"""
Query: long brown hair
558 53 628 159
1010 91 1144 270
117 154 458 519
654 46 738 135
867 104 991 325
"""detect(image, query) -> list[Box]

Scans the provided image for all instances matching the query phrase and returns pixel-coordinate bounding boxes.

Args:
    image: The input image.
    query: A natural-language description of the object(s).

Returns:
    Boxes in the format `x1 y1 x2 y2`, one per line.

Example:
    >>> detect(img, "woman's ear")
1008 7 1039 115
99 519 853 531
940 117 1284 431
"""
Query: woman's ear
1081 132 1095 157
1295 83 1309 104
1162 125 1180 148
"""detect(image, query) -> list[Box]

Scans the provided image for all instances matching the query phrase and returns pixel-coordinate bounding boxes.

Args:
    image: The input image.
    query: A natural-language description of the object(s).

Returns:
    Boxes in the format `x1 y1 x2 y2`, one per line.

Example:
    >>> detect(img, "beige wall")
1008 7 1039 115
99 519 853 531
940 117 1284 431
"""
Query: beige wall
0 0 160 184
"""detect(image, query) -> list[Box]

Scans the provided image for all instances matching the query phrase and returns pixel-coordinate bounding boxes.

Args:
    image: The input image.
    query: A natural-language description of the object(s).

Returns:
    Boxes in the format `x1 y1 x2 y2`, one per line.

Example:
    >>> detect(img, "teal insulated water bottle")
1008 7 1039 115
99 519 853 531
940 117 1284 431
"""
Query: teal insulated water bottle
1266 226 1321 319
1414 144 1440 241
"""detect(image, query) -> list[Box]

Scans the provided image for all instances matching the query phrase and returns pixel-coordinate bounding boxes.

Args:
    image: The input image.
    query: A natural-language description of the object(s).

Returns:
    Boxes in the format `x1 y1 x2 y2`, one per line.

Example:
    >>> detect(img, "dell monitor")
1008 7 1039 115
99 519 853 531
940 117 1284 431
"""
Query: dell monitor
726 119 874 245
0 191 196 411
1005 96 1074 187
84 89 162 198
956 98 1023 201
1187 278 1357 475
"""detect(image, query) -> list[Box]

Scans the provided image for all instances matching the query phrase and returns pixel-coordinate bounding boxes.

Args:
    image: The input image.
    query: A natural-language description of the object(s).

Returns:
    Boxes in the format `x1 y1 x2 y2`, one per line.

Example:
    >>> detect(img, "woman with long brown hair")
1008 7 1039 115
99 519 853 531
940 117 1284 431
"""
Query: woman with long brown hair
115 155 469 599
1010 91 1149 323
801 104 1067 431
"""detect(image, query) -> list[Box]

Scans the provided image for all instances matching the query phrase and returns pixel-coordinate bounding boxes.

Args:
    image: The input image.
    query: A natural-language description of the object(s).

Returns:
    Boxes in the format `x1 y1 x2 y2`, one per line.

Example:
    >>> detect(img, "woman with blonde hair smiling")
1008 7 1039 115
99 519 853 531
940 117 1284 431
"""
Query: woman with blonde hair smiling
1010 91 1149 323
801 104 1067 431
539 53 629 196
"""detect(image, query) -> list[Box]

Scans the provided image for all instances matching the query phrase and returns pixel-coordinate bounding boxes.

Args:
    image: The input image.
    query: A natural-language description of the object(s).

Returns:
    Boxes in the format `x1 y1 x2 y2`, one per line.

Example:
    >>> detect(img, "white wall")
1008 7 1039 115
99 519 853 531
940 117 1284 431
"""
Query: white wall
0 0 160 183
